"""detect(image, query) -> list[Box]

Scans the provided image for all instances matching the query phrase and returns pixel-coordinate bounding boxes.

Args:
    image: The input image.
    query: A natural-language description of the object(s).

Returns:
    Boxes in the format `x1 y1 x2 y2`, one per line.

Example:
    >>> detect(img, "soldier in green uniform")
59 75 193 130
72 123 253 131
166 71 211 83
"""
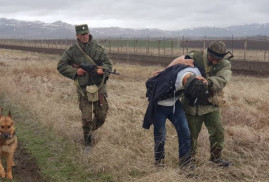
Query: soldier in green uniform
57 24 112 147
169 41 232 167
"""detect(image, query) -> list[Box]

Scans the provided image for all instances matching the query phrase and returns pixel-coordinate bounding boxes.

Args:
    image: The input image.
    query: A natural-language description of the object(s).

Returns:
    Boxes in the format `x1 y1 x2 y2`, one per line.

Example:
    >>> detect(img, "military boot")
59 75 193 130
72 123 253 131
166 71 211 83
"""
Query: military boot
84 134 92 147
210 148 231 167
155 158 165 168
211 159 231 167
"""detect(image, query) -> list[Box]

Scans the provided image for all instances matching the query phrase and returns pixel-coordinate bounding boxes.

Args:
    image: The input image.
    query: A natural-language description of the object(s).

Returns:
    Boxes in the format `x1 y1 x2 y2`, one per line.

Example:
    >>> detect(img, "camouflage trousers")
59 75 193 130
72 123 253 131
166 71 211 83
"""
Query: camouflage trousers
186 110 224 160
79 94 109 136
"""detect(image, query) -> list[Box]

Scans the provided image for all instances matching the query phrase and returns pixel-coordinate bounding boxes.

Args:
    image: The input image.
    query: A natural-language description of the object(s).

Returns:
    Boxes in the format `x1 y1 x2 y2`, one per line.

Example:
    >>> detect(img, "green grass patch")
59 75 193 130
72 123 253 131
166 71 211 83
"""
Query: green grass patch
0 95 114 182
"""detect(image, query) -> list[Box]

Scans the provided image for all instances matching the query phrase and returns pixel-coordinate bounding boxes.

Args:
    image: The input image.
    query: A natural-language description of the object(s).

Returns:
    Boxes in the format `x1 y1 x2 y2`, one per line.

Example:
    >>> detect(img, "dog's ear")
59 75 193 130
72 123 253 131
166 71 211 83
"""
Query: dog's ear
8 111 12 119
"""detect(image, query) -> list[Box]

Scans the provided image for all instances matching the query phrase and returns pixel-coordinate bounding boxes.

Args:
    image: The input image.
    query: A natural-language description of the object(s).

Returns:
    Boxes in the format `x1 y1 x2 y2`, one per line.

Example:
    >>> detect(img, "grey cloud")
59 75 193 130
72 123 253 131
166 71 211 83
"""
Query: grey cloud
0 0 268 30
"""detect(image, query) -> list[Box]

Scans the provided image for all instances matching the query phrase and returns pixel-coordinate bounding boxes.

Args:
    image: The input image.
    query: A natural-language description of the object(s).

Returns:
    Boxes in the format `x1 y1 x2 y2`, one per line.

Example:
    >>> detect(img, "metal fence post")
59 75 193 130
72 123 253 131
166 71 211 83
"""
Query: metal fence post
244 39 247 60
158 40 160 56
232 35 234 54
126 39 128 53
136 39 138 54
133 38 135 53
186 40 189 54
163 36 166 55
108 38 111 53
117 40 120 53
171 40 174 55
182 35 185 55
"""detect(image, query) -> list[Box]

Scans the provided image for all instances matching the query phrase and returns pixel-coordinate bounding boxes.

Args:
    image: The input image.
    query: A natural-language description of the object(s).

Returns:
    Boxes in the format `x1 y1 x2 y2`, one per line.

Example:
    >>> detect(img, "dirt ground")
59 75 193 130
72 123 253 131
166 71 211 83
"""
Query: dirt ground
12 142 46 182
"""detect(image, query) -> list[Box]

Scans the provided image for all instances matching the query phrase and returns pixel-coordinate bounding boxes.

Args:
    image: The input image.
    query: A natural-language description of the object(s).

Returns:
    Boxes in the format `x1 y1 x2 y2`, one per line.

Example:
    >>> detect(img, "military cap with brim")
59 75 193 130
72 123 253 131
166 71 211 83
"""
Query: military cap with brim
207 41 227 59
75 24 89 34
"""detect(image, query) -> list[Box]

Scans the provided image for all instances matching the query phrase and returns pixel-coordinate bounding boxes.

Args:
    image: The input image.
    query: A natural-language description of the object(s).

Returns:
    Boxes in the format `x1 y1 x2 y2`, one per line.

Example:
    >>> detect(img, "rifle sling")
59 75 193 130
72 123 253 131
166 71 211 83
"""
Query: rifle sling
203 49 213 78
76 43 97 66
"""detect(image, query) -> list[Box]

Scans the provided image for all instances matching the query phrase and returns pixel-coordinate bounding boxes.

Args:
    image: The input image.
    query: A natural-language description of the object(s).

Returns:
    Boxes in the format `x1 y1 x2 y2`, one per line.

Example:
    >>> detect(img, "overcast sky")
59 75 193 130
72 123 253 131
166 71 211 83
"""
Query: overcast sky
0 0 268 30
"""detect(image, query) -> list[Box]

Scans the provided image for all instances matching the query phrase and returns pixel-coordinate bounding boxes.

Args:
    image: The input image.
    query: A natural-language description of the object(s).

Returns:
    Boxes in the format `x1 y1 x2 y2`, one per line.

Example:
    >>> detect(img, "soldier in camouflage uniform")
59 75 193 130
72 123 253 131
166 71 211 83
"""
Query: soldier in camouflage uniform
57 24 112 147
170 41 232 167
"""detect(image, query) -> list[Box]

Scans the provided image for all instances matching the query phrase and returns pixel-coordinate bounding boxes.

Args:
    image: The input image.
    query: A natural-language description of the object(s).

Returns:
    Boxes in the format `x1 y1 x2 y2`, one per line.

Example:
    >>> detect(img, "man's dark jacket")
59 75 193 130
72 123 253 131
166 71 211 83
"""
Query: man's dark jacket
143 64 189 129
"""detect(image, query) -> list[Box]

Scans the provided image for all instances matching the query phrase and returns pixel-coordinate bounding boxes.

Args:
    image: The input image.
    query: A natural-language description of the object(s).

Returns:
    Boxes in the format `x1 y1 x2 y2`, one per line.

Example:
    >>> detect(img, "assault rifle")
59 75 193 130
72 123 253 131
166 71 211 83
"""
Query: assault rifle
225 51 234 60
72 63 120 75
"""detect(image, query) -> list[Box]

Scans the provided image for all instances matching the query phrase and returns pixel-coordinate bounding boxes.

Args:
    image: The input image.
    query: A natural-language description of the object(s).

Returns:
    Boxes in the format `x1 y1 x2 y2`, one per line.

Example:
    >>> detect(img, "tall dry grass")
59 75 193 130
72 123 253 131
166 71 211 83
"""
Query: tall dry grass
0 48 268 181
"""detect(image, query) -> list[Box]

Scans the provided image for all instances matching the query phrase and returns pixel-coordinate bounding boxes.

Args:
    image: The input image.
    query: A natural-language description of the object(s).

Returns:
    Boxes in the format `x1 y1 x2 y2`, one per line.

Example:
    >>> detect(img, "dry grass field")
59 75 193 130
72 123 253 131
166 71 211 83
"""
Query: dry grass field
0 49 268 182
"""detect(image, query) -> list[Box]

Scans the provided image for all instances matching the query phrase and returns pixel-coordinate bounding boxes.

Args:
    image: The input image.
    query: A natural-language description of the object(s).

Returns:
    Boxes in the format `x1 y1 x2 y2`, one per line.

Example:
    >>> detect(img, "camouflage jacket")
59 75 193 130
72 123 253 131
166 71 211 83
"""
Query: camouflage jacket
57 35 112 96
182 49 232 115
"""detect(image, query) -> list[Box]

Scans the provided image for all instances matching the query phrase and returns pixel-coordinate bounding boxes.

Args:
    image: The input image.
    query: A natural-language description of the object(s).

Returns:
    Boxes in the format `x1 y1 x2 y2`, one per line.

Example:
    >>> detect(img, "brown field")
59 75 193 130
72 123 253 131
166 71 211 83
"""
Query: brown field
0 48 268 181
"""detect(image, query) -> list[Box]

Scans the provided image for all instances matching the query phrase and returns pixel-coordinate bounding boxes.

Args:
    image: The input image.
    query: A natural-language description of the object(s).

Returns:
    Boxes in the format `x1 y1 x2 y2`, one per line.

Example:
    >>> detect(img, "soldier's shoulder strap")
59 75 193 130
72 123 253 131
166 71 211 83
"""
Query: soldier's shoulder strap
203 49 213 78
76 43 97 66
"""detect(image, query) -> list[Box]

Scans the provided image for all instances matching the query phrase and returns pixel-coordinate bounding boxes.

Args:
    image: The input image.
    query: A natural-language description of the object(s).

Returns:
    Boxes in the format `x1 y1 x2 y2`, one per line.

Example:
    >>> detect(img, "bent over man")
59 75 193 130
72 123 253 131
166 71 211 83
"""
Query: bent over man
57 24 112 147
143 63 208 168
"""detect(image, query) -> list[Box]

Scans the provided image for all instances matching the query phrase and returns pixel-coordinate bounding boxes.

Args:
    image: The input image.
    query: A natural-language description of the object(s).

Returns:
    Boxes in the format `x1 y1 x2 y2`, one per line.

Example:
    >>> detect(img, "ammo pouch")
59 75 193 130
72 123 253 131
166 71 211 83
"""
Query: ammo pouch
86 85 99 102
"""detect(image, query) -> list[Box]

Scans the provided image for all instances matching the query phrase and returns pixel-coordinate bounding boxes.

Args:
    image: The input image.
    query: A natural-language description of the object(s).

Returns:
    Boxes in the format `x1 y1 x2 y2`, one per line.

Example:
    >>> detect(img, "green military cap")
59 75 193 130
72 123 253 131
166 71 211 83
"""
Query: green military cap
207 41 227 59
75 24 89 34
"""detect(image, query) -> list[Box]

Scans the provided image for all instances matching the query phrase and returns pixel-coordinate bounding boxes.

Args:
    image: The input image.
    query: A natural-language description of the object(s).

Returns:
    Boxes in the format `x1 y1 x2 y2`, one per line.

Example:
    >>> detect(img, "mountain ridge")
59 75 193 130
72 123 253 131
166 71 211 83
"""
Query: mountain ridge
0 18 269 39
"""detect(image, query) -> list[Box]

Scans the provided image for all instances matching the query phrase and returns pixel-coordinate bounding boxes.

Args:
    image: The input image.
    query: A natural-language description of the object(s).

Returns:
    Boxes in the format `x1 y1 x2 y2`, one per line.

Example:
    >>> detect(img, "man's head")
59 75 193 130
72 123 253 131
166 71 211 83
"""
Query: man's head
207 41 227 65
184 75 208 106
75 24 89 43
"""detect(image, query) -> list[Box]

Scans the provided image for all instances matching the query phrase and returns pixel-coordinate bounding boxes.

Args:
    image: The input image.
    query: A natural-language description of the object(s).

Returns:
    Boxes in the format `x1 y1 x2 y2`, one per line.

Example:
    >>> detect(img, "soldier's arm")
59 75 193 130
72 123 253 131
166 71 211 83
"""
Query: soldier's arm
152 55 194 77
207 60 232 92
167 55 194 68
99 49 112 72
57 48 77 80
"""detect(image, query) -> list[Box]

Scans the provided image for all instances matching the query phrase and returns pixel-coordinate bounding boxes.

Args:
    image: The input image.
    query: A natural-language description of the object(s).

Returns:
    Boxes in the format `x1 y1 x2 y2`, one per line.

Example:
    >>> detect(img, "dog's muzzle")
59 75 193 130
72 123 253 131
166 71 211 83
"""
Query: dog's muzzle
1 133 10 139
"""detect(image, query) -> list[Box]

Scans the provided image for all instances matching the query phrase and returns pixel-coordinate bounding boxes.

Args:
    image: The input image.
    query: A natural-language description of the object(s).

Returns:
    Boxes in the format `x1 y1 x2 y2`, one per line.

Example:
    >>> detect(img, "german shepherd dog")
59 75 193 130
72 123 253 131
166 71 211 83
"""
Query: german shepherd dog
0 107 17 180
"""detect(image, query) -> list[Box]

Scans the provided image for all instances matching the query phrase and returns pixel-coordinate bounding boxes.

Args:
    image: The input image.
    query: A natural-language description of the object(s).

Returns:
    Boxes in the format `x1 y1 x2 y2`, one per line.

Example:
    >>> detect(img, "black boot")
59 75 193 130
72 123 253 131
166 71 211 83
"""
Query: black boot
155 158 165 168
210 148 231 167
180 157 196 170
84 134 92 147
211 159 231 167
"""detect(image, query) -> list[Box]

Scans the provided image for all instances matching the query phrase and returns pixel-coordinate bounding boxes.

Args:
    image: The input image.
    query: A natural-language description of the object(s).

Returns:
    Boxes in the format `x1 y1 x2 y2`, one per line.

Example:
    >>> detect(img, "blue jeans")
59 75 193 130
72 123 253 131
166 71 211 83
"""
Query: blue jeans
153 100 191 165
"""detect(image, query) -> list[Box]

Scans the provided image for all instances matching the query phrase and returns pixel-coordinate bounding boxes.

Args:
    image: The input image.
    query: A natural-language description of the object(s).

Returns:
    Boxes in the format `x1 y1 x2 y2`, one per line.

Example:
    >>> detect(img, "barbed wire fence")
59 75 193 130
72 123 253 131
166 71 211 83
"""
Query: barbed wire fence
0 37 269 61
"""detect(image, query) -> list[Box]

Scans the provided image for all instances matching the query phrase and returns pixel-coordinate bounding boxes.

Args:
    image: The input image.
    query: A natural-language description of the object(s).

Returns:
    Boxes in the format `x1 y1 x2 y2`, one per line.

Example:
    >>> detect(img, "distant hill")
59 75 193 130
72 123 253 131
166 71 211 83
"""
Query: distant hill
0 18 269 39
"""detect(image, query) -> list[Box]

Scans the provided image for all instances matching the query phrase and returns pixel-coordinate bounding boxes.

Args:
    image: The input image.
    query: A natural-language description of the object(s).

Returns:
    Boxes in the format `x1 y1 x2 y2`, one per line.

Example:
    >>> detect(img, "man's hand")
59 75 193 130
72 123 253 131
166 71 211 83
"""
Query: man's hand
97 68 104 75
196 76 208 85
77 68 87 76
152 69 163 77
167 56 194 68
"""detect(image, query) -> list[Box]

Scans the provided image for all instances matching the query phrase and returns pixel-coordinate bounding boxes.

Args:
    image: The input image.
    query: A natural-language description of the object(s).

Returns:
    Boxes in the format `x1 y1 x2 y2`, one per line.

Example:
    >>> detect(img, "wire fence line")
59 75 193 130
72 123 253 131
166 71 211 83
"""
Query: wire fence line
0 38 269 62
